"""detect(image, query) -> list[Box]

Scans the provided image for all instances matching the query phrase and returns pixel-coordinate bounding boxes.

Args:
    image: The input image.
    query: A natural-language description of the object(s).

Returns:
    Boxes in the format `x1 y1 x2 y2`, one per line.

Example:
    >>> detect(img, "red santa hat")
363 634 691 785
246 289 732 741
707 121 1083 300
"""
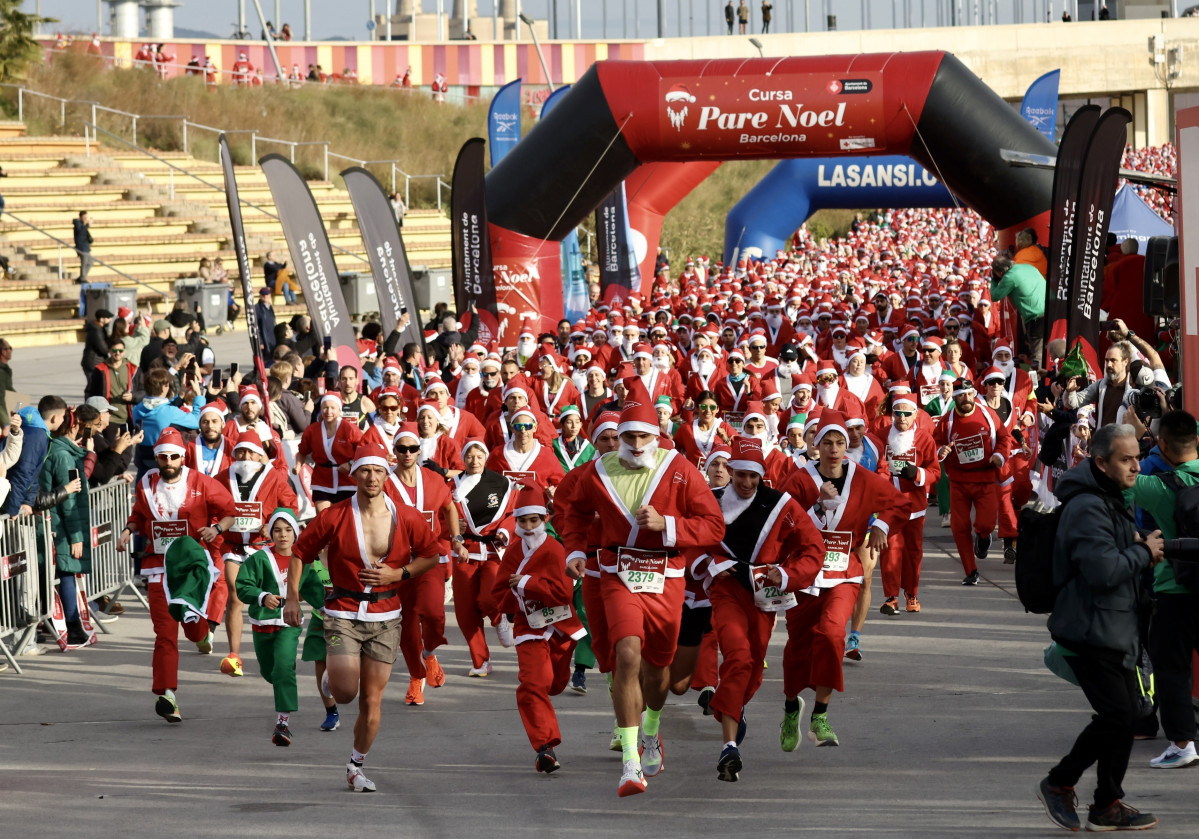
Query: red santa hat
200 399 227 420
238 385 262 407
631 342 653 361
423 376 449 396
617 379 658 437
319 392 343 410
375 386 403 406
991 343 1013 357
395 422 420 445
921 335 943 352
900 322 922 341
892 393 918 412
707 441 732 465
502 377 531 404
815 360 838 379
726 349 746 363
813 409 849 445
233 429 266 456
727 435 766 476
981 365 1006 384
514 485 548 518
382 357 403 374
510 408 538 425
759 377 781 402
351 442 391 473
417 399 441 419
741 400 768 429
154 427 186 457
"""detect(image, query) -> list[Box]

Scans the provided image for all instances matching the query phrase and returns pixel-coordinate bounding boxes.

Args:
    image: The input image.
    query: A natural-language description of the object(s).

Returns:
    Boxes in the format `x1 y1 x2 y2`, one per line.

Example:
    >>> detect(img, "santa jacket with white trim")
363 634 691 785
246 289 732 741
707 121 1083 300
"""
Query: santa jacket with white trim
184 435 234 478
778 460 911 585
384 466 454 554
297 418 362 494
694 484 825 596
294 494 439 620
490 532 586 645
877 426 941 520
933 403 1013 483
557 448 725 575
452 468 517 561
217 462 299 555
234 545 323 629
485 440 565 494
129 466 236 575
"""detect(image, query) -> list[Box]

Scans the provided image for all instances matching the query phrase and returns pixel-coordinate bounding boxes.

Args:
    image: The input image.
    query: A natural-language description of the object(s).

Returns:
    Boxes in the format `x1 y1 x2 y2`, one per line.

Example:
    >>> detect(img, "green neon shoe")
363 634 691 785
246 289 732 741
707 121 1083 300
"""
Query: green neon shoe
808 712 839 747
780 709 801 752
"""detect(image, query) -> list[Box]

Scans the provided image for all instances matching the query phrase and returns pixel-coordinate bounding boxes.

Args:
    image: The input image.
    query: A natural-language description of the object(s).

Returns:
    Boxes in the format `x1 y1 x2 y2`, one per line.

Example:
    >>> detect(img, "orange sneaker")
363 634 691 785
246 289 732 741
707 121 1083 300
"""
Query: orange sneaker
905 595 921 613
405 677 426 706
220 653 244 677
424 654 446 688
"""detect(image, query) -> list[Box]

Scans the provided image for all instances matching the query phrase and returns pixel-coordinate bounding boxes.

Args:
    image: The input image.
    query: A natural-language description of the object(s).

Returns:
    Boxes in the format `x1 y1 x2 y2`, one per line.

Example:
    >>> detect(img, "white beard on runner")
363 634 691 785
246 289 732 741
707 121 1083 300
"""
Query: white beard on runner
516 523 548 552
231 460 264 483
618 436 659 469
719 483 756 524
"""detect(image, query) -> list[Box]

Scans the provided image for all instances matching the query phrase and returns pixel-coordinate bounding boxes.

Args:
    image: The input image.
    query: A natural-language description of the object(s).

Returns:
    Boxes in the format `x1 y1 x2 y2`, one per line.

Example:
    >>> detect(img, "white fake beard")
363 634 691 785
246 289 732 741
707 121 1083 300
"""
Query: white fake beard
618 436 659 469
622 338 636 356
378 419 400 436
786 306 800 321
458 372 481 395
844 372 872 401
571 369 589 391
652 357 671 371
419 436 438 462
778 361 802 379
889 423 916 455
518 338 536 358
231 460 264 482
697 359 716 378
765 413 780 442
516 523 548 553
453 472 482 503
816 382 839 407
719 482 756 524
995 359 1014 377
608 331 622 348
765 313 783 331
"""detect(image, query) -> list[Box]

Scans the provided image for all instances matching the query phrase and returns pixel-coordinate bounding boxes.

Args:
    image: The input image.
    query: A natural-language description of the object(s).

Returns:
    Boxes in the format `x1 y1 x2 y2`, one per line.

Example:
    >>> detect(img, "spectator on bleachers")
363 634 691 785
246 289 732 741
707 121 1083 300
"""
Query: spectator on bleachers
210 257 229 284
84 336 137 430
389 192 406 227
81 308 113 383
197 257 212 280
263 251 297 303
4 396 62 518
139 319 172 371
73 211 93 282
0 335 13 428
256 288 277 361
280 23 293 40
39 405 92 646
80 397 138 486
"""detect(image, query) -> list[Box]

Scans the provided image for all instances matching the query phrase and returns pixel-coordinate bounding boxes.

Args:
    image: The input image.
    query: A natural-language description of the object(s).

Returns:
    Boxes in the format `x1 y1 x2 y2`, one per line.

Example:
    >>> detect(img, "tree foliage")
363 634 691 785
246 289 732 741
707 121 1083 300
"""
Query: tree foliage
0 0 54 83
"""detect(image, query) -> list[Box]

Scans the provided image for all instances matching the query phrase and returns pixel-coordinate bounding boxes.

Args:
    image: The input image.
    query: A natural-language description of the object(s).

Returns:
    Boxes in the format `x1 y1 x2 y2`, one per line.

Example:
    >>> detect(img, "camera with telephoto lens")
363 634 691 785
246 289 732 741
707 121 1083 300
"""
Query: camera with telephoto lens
1132 383 1184 420
1162 538 1199 560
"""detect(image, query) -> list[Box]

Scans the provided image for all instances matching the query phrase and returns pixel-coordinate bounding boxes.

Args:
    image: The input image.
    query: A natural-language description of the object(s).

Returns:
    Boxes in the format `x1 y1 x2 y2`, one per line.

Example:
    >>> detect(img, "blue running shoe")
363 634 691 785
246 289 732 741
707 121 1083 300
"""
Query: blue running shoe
320 709 340 731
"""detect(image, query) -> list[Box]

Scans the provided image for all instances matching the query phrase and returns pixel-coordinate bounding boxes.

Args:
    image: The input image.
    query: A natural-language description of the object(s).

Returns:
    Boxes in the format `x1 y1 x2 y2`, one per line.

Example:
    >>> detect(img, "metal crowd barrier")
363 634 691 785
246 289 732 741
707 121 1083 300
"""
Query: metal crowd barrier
0 512 54 674
83 479 147 633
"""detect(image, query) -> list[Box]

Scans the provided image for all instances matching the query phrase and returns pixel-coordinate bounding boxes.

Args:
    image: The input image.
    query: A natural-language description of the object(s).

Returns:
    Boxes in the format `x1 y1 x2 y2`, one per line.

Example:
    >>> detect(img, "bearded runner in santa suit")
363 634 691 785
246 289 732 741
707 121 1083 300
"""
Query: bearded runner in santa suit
185 400 234 478
284 442 439 793
777 410 910 750
223 385 282 460
696 436 825 782
934 378 1012 586
491 486 587 775
811 360 866 417
452 439 517 677
217 430 300 678
559 380 725 797
115 428 236 723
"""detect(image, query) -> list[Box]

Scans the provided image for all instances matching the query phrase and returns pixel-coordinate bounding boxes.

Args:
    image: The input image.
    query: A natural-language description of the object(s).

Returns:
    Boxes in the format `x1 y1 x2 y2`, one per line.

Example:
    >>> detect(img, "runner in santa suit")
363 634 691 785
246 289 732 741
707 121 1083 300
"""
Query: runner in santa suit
697 436 825 781
115 428 237 723
223 385 282 459
491 486 588 774
537 353 582 422
558 380 725 796
485 408 565 498
778 378 815 430
450 356 482 411
452 439 517 676
414 400 465 478
296 393 362 511
990 344 1038 431
551 405 596 473
881 323 923 383
684 345 722 405
763 297 797 356
385 424 458 707
627 342 678 411
739 401 791 487
712 350 761 419
812 360 866 417
776 410 910 749
978 366 1032 565
370 358 420 424
231 51 253 85
464 357 502 420
424 377 485 445
185 400 233 478
284 442 440 793
359 387 406 456
673 390 735 470
484 377 555 450
217 430 299 677
971 297 1001 364
841 350 885 420
876 393 940 616
908 336 951 409
934 378 1012 585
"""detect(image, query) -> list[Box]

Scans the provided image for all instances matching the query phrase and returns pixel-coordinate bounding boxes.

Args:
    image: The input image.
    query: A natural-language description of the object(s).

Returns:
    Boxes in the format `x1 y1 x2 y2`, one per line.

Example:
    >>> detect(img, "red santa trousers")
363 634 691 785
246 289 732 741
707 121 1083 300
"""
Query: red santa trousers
881 516 925 599
399 562 449 679
708 578 776 722
782 582 859 695
580 572 611 673
452 559 500 669
148 578 222 695
949 480 998 575
599 572 685 669
689 630 720 690
996 456 1033 539
515 632 576 750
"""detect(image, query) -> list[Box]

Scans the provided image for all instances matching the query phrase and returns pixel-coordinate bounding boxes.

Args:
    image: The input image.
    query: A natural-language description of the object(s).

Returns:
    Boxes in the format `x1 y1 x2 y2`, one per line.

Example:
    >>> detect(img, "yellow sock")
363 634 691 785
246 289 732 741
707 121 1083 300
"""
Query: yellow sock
642 707 661 737
617 725 639 763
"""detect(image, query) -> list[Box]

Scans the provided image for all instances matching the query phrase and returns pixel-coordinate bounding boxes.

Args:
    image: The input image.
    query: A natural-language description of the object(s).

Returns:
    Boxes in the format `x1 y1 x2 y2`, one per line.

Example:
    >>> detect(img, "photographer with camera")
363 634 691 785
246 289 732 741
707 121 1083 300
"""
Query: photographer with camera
1064 329 1159 428
1126 409 1199 770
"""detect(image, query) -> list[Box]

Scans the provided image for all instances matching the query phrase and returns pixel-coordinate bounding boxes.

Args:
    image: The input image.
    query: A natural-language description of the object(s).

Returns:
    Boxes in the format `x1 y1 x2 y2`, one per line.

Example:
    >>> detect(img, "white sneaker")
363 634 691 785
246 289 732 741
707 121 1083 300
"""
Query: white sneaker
940 513 951 528
18 643 46 656
617 759 646 797
609 721 622 752
346 762 376 792
468 661 492 677
444 577 453 605
1150 741 1198 769
639 729 665 777
496 616 514 648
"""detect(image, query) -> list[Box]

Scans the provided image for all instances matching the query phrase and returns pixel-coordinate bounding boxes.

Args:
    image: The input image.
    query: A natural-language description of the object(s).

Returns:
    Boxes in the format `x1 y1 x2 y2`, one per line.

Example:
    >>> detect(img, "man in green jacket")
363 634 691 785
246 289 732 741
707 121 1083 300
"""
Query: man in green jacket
1128 410 1199 770
990 255 1046 369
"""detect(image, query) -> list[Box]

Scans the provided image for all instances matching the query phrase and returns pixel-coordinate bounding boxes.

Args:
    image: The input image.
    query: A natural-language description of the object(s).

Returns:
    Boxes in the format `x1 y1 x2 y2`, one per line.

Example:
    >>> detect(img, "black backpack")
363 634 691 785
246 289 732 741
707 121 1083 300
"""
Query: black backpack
1156 472 1199 590
1015 489 1116 613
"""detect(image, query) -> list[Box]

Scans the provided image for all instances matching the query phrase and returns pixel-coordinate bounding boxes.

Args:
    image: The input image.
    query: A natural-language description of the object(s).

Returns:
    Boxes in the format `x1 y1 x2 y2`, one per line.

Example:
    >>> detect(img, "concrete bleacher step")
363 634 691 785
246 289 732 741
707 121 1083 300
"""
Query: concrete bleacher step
0 136 89 155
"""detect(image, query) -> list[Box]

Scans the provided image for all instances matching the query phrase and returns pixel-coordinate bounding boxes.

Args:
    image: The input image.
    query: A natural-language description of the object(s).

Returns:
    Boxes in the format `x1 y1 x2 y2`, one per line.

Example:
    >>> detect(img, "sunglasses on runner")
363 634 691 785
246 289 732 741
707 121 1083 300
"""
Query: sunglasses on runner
156 453 181 461
483 371 499 378
816 375 837 384
920 348 938 355
893 410 915 418
511 423 535 432
378 404 400 413
698 403 718 411
395 445 421 454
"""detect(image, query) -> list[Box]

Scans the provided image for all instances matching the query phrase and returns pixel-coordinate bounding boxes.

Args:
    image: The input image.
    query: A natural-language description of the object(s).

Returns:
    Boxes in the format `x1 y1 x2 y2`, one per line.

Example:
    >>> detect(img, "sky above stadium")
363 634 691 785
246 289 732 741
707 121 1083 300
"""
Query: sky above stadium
27 1 1062 42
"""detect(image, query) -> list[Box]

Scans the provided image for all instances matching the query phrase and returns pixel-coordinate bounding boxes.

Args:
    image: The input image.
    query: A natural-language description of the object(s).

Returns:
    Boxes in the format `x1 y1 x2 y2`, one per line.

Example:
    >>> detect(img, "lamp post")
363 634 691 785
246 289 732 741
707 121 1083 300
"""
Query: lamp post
519 13 555 93
749 37 764 57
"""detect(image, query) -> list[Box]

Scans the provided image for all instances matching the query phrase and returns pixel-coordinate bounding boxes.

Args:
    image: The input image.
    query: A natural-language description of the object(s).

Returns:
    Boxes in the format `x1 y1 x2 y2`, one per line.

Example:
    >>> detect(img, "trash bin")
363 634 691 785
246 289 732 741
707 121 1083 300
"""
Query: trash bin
81 283 137 321
174 280 228 329
339 271 378 319
412 265 454 311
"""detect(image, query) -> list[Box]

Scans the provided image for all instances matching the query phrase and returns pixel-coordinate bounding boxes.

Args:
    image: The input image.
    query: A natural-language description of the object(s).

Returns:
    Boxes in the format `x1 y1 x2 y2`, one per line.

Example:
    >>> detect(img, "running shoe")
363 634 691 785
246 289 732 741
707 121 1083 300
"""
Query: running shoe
962 570 980 586
405 677 426 706
940 513 951 528
1035 777 1080 832
808 712 839 747
468 661 493 678
424 654 446 688
736 711 747 746
697 686 715 715
609 721 623 752
570 669 587 694
535 746 560 774
272 721 292 747
154 690 181 723
196 631 214 655
496 615 514 648
779 698 805 752
1084 800 1157 831
639 730 665 777
844 633 862 661
1003 546 1017 565
1150 741 1198 768
974 532 991 559
617 760 646 797
716 745 742 782
879 597 899 616
346 762 376 793
905 594 921 613
320 709 340 731
220 653 244 676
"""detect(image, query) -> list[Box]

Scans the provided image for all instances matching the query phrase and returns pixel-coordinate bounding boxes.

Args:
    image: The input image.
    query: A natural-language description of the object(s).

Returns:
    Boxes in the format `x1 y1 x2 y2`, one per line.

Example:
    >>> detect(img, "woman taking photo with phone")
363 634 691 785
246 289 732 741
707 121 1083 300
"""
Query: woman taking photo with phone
39 407 92 647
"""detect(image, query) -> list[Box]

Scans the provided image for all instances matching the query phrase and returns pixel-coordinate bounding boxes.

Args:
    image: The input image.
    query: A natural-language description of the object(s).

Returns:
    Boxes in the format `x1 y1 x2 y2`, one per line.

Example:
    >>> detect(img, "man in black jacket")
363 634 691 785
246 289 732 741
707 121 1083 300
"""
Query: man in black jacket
73 211 93 281
1036 423 1164 832
81 308 113 382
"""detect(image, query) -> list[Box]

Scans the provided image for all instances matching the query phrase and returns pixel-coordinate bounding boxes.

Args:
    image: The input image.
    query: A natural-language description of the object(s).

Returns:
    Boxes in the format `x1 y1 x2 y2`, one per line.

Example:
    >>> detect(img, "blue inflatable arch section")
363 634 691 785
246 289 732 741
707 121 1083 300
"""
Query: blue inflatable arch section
723 156 956 263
